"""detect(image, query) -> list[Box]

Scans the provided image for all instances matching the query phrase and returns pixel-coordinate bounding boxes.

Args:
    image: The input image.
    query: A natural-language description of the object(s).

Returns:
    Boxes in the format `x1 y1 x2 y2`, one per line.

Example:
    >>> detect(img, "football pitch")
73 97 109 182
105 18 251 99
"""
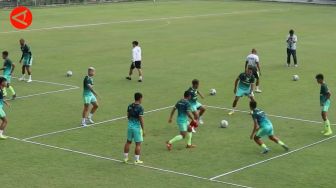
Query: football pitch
0 0 335 187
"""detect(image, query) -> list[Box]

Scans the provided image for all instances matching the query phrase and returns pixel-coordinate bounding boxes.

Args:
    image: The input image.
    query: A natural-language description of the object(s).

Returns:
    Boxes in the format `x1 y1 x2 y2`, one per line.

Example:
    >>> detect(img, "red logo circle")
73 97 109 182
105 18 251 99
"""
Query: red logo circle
10 6 33 30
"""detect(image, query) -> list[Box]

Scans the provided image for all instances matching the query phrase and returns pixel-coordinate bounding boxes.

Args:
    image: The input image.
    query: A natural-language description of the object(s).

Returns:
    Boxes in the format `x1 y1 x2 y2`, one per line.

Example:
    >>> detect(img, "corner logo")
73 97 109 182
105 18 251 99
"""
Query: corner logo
10 6 33 30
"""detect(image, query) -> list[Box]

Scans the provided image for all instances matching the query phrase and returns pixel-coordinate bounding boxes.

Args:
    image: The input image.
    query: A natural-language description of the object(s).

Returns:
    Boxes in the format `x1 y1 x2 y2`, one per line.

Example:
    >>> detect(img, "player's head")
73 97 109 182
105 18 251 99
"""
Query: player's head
192 79 199 89
251 48 257 54
88 67 95 77
246 66 253 75
2 51 8 59
0 77 7 88
315 73 324 84
19 38 25 46
134 92 143 103
249 101 257 110
289 29 294 36
132 41 139 47
184 90 191 99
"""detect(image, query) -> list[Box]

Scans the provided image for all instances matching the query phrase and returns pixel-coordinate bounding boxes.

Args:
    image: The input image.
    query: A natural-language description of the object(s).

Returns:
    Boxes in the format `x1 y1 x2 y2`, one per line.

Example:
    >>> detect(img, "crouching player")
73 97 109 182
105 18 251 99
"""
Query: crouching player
0 77 11 139
316 74 332 136
249 101 289 154
187 79 206 132
166 91 197 150
123 92 145 164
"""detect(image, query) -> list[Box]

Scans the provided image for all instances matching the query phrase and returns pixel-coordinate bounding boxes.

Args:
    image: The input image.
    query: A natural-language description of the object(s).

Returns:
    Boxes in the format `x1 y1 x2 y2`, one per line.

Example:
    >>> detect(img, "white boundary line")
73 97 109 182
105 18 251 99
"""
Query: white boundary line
9 136 253 188
11 87 79 101
205 105 336 125
210 135 336 180
0 9 286 34
23 105 173 141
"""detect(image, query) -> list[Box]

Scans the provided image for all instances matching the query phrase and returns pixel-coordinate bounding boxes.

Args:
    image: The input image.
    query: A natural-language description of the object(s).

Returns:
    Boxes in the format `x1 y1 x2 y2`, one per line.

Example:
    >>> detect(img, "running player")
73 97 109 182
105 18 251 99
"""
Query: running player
19 39 33 83
316 74 332 136
166 91 197 150
245 49 261 93
123 92 145 164
0 77 11 140
228 67 255 115
249 101 289 154
126 41 143 82
81 67 99 127
0 51 16 100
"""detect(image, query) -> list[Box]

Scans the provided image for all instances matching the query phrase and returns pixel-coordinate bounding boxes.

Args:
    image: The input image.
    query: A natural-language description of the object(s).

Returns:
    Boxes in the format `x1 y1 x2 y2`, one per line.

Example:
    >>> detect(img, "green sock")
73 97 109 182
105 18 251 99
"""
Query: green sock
261 144 267 149
169 135 183 144
8 86 15 95
325 119 331 131
3 88 7 97
278 140 285 146
187 132 192 145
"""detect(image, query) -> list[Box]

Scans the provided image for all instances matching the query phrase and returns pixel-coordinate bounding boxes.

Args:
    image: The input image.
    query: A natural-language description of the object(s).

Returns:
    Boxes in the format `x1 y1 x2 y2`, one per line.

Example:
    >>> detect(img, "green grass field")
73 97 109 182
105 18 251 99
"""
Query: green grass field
0 1 335 187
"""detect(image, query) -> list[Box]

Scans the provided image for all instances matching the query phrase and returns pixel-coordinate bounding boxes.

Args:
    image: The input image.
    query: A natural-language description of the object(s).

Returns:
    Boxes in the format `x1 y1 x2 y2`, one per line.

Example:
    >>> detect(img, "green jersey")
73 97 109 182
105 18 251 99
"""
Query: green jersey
0 89 4 107
252 108 272 129
175 99 191 120
20 44 32 61
238 72 255 90
187 87 198 103
83 76 93 96
127 103 144 128
320 83 330 105
3 59 13 76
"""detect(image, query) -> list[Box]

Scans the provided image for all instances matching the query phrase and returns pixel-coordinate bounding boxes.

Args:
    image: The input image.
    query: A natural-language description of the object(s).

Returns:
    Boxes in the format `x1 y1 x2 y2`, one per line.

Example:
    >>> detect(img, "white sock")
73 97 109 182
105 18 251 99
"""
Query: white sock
28 75 32 80
88 113 93 119
135 155 140 161
232 107 236 112
81 118 86 124
139 76 143 80
256 86 260 90
124 153 129 159
0 130 3 136
21 74 25 78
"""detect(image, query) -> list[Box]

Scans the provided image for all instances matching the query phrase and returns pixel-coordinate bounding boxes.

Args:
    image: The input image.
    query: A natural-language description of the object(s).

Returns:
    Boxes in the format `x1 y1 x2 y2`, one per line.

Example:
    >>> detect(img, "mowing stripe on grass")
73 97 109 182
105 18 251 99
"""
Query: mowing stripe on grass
9 136 253 188
0 8 286 34
22 105 173 141
209 135 336 180
205 105 336 125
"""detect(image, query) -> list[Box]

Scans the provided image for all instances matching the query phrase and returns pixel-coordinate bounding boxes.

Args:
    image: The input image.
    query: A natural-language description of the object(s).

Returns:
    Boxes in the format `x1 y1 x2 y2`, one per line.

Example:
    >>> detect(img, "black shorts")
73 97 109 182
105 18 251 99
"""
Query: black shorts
130 61 141 69
253 70 260 79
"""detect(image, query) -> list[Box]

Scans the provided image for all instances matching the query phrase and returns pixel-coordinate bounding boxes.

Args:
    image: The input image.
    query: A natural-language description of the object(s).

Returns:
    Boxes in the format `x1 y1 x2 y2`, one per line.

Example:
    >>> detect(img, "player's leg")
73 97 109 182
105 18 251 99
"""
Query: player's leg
190 104 199 133
286 48 291 67
292 50 298 67
123 139 132 163
137 68 143 82
136 62 143 82
26 65 32 82
186 125 196 148
229 96 240 115
0 114 8 139
166 131 186 151
197 103 206 124
268 135 289 151
134 128 144 164
253 130 270 154
19 65 26 81
126 62 135 80
8 83 16 100
81 103 90 126
321 101 332 135
254 71 262 93
87 97 98 124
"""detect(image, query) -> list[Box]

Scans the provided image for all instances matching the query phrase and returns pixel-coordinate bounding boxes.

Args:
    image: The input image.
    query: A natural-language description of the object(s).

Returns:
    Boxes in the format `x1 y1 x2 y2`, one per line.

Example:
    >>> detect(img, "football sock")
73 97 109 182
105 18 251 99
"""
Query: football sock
139 76 143 80
124 153 128 159
88 113 93 119
81 118 86 124
169 135 183 144
28 75 32 80
135 155 140 161
325 119 331 130
278 140 285 146
8 86 15 95
261 143 267 149
187 132 192 145
3 88 7 97
0 130 3 136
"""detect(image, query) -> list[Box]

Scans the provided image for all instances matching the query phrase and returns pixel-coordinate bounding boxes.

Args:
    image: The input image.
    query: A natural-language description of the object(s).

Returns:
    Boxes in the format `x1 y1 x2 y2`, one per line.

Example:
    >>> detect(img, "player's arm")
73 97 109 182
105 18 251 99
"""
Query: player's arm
256 62 261 75
139 115 145 136
245 61 248 70
11 63 15 75
197 91 205 99
132 49 136 63
250 83 255 94
168 107 176 123
250 118 259 139
3 100 10 108
326 91 331 100
187 111 196 123
87 84 98 97
233 77 239 93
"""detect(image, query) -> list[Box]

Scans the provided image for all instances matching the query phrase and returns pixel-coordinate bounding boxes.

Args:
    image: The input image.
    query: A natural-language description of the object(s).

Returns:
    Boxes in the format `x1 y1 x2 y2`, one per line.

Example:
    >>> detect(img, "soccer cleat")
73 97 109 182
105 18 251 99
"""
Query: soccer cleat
255 89 262 93
0 135 8 140
138 80 142 82
19 77 25 81
86 118 95 124
228 111 235 115
166 141 172 151
261 148 270 154
191 127 197 133
12 94 16 100
198 119 204 125
134 160 143 164
281 145 289 151
294 64 298 67
27 79 32 83
126 77 131 80
324 130 333 136
186 144 196 149
123 158 129 163
81 123 88 127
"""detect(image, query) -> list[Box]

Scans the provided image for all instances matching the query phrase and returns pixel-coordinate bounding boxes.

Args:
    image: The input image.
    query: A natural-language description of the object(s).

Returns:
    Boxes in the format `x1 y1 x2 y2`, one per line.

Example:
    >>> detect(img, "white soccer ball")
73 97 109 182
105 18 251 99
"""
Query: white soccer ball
220 120 229 128
210 88 217 95
293 75 299 81
66 70 73 77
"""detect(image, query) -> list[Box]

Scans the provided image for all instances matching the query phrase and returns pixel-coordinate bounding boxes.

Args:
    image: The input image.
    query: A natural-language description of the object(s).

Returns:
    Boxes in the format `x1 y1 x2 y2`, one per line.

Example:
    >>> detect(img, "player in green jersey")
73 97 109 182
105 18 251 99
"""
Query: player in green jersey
123 92 145 164
19 39 33 83
250 101 289 154
81 67 99 127
187 79 206 132
229 67 256 115
316 74 332 136
0 51 16 100
0 77 11 140
166 91 197 150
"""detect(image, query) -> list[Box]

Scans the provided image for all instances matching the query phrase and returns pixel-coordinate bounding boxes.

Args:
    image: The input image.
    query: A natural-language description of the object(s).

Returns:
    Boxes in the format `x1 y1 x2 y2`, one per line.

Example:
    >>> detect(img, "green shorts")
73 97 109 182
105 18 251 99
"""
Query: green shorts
83 93 97 104
0 108 6 118
256 126 274 138
190 101 202 112
236 87 253 97
23 57 33 66
321 100 331 112
177 117 188 132
127 127 143 143
3 74 11 83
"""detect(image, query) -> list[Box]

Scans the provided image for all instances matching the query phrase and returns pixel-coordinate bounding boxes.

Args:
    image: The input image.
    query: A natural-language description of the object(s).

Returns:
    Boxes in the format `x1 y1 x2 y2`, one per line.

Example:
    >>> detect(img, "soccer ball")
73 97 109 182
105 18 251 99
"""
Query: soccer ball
293 75 299 81
66 71 73 77
210 88 217 95
220 120 229 128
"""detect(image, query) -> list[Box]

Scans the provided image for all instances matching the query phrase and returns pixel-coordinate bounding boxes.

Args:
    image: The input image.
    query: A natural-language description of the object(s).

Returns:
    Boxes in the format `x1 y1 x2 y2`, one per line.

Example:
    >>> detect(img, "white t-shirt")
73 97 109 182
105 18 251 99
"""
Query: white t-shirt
286 34 298 50
246 54 259 68
132 46 142 62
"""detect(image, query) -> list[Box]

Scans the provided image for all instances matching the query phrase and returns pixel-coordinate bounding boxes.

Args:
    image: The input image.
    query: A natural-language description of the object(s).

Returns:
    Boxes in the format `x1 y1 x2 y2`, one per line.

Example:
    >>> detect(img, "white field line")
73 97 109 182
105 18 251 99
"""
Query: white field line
8 87 79 101
9 136 253 188
11 77 79 88
210 135 336 180
0 9 286 34
205 105 336 125
23 105 173 141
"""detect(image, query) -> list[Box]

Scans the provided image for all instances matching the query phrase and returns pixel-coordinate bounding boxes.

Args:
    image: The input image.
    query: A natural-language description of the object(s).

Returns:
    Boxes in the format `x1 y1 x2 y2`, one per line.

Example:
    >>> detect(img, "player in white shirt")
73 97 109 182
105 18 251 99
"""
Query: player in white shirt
126 41 143 82
286 29 298 67
245 49 262 93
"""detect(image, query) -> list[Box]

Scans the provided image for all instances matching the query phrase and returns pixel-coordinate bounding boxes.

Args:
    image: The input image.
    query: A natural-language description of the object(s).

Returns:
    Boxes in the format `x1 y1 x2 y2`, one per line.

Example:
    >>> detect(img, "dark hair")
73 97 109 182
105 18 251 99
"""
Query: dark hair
2 51 8 56
247 66 254 70
251 48 257 54
134 92 142 101
192 79 199 86
289 29 294 34
132 41 139 46
184 91 191 98
315 74 324 80
250 101 257 109
0 77 7 84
